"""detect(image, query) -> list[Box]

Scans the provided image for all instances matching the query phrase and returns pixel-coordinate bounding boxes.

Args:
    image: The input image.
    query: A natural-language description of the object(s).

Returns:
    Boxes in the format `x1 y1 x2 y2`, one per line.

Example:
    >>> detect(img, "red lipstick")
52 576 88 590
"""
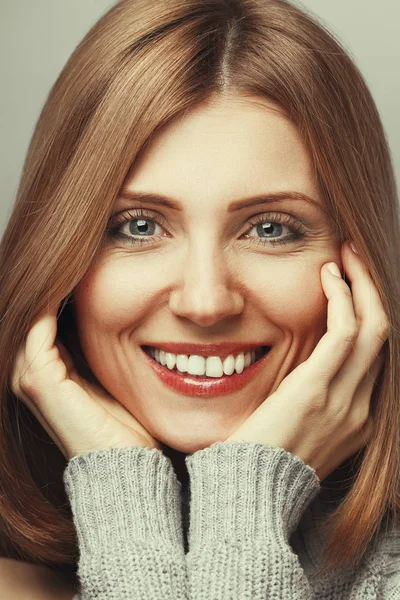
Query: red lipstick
140 346 272 398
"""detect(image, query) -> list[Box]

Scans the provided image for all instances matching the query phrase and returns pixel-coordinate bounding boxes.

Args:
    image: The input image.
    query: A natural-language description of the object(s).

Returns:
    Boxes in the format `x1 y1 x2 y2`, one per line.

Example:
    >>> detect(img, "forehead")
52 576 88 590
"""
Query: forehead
121 95 321 212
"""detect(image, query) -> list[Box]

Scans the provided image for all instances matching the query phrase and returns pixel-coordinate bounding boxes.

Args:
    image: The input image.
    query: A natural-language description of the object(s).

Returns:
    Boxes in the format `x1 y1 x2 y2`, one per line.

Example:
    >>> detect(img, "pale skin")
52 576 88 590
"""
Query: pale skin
6 95 389 593
10 240 387 481
72 95 337 456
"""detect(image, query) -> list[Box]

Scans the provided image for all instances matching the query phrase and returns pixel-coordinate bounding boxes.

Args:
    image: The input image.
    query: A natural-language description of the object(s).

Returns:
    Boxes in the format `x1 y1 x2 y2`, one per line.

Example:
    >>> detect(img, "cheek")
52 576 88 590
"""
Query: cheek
254 260 328 336
73 260 153 335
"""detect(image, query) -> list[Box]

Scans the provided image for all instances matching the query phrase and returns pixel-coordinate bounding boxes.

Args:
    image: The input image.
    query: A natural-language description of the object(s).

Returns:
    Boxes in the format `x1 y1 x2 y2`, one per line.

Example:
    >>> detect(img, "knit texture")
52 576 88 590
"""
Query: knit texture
64 441 400 599
63 445 188 599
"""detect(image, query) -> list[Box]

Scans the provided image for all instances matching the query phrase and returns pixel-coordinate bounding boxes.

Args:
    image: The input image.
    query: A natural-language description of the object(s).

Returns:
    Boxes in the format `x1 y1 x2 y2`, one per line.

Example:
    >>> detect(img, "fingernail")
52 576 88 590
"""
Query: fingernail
350 242 359 254
327 262 341 277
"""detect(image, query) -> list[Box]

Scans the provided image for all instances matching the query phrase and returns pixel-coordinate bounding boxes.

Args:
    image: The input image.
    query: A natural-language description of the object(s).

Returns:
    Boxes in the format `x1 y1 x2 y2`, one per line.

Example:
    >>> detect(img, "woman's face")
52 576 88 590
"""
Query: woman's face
73 95 341 454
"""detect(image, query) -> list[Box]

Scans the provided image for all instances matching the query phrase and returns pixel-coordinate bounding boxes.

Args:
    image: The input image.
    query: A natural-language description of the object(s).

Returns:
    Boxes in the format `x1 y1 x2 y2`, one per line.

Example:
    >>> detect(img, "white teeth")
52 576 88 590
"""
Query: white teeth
223 355 235 376
207 357 223 377
176 354 189 373
234 353 245 374
187 355 206 375
165 352 176 370
149 347 264 378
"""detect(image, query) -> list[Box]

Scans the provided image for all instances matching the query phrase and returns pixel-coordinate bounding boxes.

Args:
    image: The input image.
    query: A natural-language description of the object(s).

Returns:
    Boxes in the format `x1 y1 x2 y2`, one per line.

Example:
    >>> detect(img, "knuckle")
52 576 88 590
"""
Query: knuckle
15 362 41 397
9 353 24 396
363 417 375 441
351 407 370 432
9 376 19 397
19 372 40 397
374 316 390 342
301 387 328 414
342 286 353 298
340 325 358 345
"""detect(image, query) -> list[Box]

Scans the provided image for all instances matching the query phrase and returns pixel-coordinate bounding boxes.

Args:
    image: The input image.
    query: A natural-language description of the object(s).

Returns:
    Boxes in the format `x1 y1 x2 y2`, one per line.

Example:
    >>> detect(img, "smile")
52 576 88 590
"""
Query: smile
143 345 268 376
141 345 272 398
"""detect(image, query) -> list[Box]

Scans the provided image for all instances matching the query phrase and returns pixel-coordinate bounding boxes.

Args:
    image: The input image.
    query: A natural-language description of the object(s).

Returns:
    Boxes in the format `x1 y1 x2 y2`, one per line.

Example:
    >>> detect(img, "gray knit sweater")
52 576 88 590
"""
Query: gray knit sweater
63 441 400 599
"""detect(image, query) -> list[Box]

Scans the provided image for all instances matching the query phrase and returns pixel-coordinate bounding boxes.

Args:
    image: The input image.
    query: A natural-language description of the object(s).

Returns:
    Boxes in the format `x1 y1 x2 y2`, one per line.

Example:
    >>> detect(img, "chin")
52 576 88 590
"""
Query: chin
157 432 227 455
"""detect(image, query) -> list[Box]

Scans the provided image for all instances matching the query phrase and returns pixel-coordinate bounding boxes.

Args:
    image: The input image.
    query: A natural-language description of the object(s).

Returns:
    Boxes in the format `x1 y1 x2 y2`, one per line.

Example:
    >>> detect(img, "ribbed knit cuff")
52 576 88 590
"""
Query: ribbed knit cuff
185 441 320 551
63 445 184 555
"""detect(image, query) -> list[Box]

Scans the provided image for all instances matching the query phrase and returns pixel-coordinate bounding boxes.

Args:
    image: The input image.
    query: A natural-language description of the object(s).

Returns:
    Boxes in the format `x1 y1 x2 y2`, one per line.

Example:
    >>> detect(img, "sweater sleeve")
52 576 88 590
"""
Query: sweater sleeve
63 445 188 600
184 440 321 599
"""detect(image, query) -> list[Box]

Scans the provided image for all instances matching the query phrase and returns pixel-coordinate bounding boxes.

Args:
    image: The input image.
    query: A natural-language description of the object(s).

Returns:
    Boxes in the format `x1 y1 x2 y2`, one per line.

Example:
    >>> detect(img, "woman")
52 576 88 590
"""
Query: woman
1 0 399 598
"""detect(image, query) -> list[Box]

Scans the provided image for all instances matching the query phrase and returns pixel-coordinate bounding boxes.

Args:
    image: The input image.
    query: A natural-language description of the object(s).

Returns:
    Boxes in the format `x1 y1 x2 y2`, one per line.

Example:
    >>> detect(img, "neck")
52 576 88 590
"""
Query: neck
160 443 190 487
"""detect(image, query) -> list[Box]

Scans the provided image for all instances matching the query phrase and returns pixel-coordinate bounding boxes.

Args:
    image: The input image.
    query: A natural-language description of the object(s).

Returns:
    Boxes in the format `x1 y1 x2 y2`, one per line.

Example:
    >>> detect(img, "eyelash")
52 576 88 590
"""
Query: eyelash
106 209 307 248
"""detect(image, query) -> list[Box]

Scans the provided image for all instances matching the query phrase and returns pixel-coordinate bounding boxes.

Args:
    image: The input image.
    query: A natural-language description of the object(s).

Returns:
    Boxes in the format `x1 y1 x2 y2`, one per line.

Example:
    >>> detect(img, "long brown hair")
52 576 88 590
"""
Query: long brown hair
1 0 399 582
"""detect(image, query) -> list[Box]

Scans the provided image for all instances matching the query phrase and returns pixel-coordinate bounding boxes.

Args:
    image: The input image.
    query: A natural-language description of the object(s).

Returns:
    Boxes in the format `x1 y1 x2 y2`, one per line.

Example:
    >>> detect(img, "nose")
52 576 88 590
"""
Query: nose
168 243 245 328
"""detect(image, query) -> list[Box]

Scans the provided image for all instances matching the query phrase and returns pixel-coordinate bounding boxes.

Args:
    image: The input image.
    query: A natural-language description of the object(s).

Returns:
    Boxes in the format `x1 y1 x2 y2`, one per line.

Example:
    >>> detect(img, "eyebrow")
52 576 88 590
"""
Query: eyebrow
118 188 321 212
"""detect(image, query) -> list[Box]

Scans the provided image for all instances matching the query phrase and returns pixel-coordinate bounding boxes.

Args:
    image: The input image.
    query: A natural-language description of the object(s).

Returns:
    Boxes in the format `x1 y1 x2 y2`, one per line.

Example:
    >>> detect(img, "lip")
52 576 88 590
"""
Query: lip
141 346 272 397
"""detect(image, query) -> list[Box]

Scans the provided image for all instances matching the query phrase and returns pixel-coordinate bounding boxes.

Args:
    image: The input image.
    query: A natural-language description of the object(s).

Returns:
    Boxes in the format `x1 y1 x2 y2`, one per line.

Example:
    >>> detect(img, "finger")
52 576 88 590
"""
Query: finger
10 305 68 450
11 311 61 402
348 414 375 459
331 242 389 393
298 254 358 385
54 339 76 376
342 242 388 340
23 304 60 375
346 349 385 425
9 347 68 457
10 305 115 459
362 415 375 445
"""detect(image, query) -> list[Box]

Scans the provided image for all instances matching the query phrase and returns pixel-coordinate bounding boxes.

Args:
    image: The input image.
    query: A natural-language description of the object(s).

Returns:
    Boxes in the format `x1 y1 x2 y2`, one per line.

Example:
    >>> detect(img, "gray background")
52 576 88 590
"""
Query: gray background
1 1 399 236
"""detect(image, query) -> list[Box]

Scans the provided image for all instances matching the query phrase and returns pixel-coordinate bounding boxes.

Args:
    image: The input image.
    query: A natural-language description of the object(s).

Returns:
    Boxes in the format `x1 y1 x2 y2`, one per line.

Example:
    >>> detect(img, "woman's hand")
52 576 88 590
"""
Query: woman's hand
226 241 389 481
9 305 162 460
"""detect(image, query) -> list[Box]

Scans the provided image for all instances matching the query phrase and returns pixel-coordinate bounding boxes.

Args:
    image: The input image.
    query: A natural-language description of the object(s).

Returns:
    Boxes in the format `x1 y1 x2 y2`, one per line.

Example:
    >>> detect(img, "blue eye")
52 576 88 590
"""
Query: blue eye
107 209 306 248
243 213 306 247
107 209 165 247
